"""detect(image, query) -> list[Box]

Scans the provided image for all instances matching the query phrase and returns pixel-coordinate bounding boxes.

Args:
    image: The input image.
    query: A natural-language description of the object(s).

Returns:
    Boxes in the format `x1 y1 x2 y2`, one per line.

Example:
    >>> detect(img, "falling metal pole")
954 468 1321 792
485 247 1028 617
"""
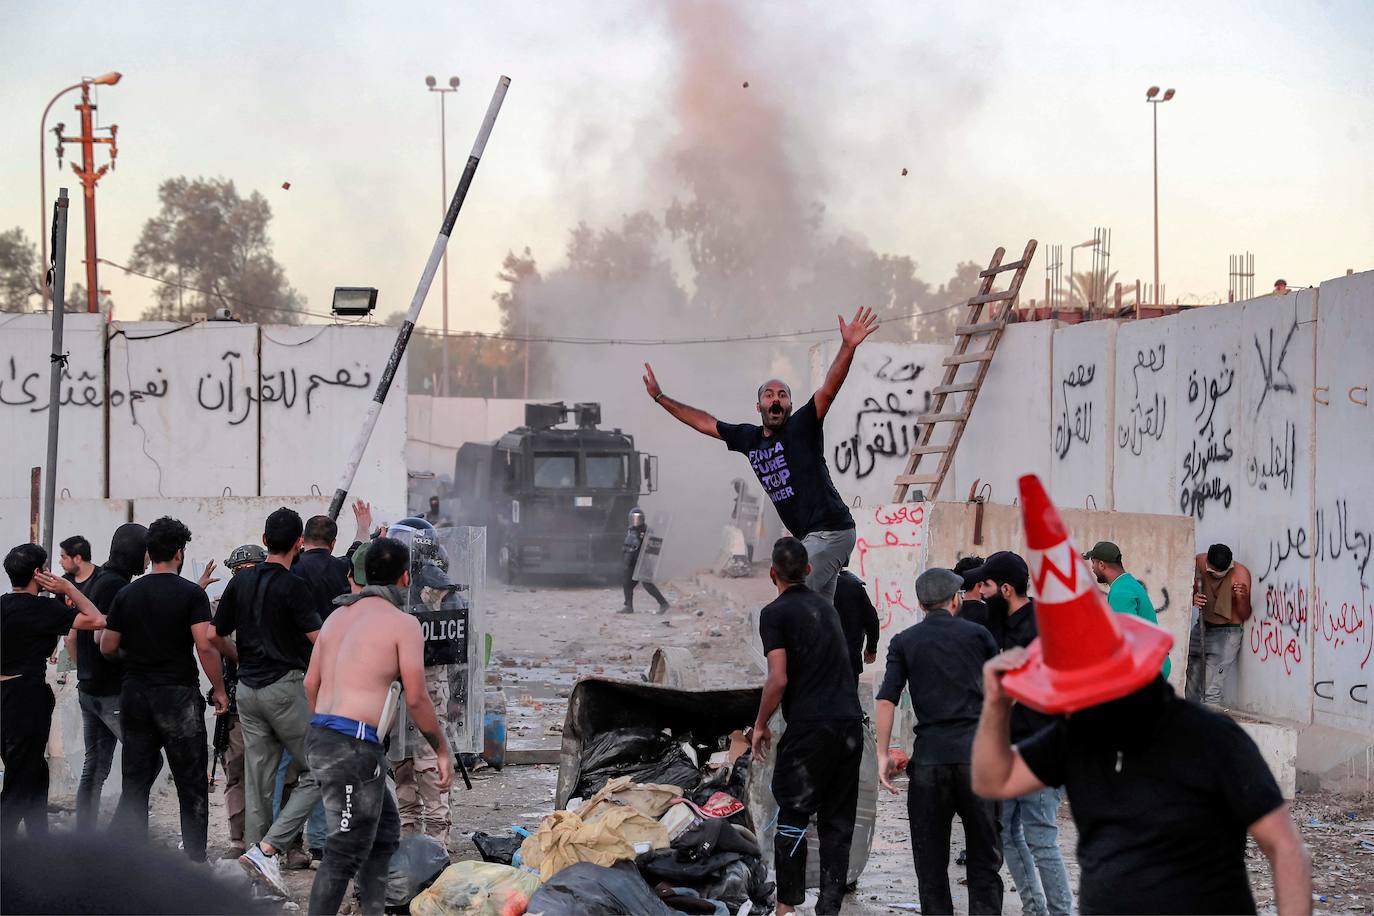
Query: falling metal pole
42 189 71 557
327 76 510 521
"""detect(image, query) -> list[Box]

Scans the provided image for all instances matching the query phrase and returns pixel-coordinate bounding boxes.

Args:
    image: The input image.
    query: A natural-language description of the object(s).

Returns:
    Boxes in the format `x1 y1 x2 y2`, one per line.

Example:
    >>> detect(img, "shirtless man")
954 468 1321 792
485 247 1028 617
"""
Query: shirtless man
303 537 452 916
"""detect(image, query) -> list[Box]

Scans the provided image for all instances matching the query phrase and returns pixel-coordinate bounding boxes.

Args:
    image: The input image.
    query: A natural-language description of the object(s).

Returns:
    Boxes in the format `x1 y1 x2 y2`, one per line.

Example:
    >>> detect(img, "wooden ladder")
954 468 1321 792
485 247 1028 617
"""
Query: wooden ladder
891 239 1038 503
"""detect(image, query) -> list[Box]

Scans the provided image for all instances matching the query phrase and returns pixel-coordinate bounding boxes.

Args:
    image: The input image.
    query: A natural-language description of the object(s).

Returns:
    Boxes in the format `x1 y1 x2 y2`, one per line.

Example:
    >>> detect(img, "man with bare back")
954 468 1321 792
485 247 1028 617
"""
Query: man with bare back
303 537 452 916
643 307 879 602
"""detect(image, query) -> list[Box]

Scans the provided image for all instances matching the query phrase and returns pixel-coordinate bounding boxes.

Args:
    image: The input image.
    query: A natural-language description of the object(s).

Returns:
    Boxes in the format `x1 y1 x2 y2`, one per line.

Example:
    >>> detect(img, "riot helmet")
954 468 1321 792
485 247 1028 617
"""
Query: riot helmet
390 516 452 593
628 507 646 529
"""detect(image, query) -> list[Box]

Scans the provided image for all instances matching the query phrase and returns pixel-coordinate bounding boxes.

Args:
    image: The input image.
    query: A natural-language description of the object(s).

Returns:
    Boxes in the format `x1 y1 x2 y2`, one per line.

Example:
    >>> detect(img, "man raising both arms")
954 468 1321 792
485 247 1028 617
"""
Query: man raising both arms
643 307 879 601
304 537 452 916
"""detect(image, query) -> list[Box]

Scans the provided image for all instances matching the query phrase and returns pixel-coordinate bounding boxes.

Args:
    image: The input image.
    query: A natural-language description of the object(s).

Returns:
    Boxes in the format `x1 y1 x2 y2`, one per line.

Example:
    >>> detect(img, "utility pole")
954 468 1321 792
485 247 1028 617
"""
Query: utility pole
55 77 121 314
426 75 460 396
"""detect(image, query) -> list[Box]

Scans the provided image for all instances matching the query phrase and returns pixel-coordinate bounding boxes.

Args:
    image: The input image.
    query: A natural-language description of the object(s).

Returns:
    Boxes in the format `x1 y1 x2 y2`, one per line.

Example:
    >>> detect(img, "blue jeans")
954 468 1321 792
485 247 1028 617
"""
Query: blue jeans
76 691 122 832
1001 788 1073 916
1186 618 1244 705
273 749 328 851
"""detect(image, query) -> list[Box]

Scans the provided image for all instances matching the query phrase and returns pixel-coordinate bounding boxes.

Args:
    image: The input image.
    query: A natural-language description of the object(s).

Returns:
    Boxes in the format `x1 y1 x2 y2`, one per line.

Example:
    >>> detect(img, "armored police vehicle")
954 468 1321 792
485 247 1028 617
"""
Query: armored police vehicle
448 402 657 582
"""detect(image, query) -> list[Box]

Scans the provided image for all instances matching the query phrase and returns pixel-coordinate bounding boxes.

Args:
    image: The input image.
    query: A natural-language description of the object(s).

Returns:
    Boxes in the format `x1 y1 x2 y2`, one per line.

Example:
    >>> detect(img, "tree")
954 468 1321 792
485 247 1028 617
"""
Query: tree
130 177 304 324
1069 269 1118 312
66 284 114 315
0 227 40 312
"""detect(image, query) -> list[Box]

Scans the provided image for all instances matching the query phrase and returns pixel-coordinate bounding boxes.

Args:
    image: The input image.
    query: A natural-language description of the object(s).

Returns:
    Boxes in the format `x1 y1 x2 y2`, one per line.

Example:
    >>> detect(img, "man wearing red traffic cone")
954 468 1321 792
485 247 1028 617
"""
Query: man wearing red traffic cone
972 475 1311 915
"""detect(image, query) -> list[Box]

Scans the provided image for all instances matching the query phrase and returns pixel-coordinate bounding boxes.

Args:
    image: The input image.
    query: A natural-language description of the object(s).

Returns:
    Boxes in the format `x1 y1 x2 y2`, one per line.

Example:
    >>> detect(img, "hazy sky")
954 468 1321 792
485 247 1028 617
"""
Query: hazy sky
2 0 1371 333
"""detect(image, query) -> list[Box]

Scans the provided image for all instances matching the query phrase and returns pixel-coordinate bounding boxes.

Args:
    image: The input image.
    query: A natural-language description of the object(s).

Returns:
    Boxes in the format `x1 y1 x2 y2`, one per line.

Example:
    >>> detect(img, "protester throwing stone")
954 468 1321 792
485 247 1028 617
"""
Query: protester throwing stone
972 475 1311 916
643 307 879 601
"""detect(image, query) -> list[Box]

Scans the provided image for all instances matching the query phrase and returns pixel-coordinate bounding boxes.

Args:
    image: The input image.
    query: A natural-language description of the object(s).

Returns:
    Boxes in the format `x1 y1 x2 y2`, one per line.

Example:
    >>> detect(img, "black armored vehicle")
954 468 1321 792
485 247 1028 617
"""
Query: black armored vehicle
448 402 657 582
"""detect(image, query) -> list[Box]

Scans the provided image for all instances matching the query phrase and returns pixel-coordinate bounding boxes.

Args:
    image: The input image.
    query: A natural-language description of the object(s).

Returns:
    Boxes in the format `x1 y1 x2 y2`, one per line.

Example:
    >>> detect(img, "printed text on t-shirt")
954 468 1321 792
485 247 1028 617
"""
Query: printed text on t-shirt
749 441 795 502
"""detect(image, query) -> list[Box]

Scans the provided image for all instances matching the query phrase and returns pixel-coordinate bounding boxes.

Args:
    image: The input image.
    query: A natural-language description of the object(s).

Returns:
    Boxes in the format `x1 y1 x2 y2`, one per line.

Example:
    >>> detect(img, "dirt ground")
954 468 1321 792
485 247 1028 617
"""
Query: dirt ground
48 571 1374 914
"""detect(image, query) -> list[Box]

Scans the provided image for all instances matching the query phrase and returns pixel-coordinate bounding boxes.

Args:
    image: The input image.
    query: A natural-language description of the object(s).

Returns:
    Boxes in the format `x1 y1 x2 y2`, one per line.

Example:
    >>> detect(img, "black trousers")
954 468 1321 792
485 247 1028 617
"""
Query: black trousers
112 680 209 861
772 719 863 915
306 726 400 916
907 762 1003 915
0 678 56 843
622 557 666 609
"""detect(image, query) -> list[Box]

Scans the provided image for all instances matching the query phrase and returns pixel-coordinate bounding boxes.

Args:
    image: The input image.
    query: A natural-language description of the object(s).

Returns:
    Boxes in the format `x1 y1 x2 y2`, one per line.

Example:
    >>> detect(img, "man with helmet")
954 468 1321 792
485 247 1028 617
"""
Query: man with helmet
213 544 266 856
621 507 669 615
385 517 462 842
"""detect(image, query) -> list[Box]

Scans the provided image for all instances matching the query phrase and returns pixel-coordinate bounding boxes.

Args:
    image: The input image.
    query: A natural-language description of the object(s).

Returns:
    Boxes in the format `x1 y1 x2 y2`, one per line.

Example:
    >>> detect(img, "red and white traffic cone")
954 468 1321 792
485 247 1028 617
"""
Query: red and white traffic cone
1001 474 1173 714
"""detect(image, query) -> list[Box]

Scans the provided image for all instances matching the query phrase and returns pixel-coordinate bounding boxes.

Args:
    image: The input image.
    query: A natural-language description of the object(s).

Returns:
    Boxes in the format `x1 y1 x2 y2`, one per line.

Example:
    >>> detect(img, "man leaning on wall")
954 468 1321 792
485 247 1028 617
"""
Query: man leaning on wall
1186 543 1252 705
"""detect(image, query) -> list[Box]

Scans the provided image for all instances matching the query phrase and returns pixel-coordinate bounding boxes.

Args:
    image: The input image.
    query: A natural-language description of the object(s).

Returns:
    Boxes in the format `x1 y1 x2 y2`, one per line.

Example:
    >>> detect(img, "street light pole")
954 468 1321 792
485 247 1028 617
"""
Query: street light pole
39 82 83 310
1146 86 1175 306
426 75 460 396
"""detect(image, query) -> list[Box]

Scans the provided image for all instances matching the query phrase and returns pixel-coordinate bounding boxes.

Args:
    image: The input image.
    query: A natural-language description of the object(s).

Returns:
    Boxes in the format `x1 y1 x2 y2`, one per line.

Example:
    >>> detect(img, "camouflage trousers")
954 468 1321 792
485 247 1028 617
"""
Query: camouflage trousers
394 669 451 842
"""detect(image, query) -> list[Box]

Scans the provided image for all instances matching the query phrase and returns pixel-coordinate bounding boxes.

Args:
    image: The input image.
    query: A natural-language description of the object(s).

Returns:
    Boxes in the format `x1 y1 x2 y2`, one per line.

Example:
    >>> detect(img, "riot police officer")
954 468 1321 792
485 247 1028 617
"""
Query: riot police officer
620 507 669 615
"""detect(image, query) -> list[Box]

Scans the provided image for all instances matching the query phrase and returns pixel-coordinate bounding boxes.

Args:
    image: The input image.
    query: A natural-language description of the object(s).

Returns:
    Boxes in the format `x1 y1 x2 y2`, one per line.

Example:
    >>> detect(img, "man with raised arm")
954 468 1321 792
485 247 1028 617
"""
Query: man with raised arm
643 307 879 601
303 536 452 916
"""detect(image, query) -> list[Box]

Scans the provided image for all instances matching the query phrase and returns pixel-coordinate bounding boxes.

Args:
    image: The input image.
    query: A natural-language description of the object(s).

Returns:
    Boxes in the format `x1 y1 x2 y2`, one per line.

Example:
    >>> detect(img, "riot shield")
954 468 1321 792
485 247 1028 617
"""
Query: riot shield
632 512 671 583
385 524 486 761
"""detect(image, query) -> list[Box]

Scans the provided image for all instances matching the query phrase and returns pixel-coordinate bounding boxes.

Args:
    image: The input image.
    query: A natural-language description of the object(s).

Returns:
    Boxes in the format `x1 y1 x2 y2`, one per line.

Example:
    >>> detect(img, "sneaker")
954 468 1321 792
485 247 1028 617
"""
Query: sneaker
283 846 313 870
221 840 247 859
239 844 289 897
617 605 635 614
654 602 670 615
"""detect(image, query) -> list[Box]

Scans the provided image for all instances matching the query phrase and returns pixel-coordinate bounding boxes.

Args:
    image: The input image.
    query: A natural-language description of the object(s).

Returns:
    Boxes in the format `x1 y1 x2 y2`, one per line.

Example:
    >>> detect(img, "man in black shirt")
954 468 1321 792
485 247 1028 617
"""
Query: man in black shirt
58 534 97 585
2 544 105 842
63 523 148 832
876 567 1001 915
952 556 992 632
211 507 323 895
643 307 879 602
752 537 864 915
102 517 228 862
833 568 879 680
292 514 352 623
966 550 1072 916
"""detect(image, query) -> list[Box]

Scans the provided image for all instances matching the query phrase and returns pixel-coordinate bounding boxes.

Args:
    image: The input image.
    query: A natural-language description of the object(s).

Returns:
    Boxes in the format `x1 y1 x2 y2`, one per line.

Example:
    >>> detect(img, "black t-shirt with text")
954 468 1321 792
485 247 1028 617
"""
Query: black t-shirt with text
758 584 862 725
1 592 77 678
105 573 212 688
717 396 854 538
213 562 321 689
74 566 131 695
1019 689 1284 915
877 608 998 765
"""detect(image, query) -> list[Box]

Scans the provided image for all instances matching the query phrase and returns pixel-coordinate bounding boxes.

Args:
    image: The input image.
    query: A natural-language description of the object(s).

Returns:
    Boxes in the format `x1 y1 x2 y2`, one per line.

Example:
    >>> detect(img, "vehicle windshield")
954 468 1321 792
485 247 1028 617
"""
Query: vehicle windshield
532 453 577 489
586 454 629 489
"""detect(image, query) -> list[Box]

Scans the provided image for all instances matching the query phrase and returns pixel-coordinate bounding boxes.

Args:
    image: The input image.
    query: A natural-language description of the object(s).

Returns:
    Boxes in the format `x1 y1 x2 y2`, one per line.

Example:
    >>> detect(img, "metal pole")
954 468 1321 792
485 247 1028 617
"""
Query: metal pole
327 76 510 521
78 85 100 313
1152 102 1160 306
39 83 82 310
43 189 70 558
439 90 450 397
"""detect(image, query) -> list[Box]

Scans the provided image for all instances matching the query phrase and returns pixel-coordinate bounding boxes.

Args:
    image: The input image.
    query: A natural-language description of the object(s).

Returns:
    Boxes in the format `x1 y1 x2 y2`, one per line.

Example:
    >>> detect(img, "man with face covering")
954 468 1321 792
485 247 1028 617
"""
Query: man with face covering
620 507 669 614
63 523 148 832
642 307 879 602
973 476 1310 915
1187 543 1252 705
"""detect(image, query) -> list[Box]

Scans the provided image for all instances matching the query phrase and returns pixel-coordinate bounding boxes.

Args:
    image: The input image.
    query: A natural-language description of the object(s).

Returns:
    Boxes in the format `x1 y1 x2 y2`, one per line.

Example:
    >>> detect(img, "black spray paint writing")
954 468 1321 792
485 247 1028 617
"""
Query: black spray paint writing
833 389 932 481
1117 344 1168 457
1246 420 1297 494
1178 353 1236 519
196 351 371 426
1053 363 1096 460
1253 318 1298 419
1258 499 1373 586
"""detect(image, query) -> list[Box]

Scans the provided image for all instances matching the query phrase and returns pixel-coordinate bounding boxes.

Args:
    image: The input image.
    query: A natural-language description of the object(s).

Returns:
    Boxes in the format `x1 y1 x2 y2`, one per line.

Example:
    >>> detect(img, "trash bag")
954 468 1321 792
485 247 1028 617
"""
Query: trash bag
471 831 523 866
637 848 772 909
409 861 541 916
385 835 450 907
525 861 676 916
575 728 701 798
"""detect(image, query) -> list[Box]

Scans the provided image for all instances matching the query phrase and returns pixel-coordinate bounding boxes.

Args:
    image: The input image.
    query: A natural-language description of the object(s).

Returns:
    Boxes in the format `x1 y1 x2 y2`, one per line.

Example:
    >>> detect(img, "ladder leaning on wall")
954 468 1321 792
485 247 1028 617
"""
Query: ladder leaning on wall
891 239 1038 504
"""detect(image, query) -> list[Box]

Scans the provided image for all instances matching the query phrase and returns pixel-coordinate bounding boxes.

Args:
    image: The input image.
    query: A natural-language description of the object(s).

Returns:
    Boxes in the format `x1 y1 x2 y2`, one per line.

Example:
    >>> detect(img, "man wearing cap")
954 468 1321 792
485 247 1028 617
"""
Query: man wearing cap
1187 544 1252 705
876 567 1002 915
965 550 1073 916
953 556 991 632
214 544 267 856
973 475 1310 916
643 307 880 602
1083 541 1171 679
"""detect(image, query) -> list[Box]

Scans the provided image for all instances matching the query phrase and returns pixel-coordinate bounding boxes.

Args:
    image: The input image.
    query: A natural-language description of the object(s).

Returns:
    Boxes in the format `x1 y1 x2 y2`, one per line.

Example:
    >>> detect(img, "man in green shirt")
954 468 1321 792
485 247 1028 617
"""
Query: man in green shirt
1084 541 1172 679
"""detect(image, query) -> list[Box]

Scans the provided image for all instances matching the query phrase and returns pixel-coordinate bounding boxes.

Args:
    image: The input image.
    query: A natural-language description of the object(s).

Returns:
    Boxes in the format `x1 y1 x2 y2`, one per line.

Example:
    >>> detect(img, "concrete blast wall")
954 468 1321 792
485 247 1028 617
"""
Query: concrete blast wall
0 321 407 523
820 269 1372 780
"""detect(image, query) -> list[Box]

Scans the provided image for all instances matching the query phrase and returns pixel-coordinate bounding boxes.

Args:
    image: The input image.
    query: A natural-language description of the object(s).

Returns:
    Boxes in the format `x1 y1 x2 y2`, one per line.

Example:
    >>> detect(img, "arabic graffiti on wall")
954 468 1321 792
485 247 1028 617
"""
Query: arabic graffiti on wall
1178 354 1237 520
1052 362 1096 460
853 503 928 638
1117 344 1167 457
